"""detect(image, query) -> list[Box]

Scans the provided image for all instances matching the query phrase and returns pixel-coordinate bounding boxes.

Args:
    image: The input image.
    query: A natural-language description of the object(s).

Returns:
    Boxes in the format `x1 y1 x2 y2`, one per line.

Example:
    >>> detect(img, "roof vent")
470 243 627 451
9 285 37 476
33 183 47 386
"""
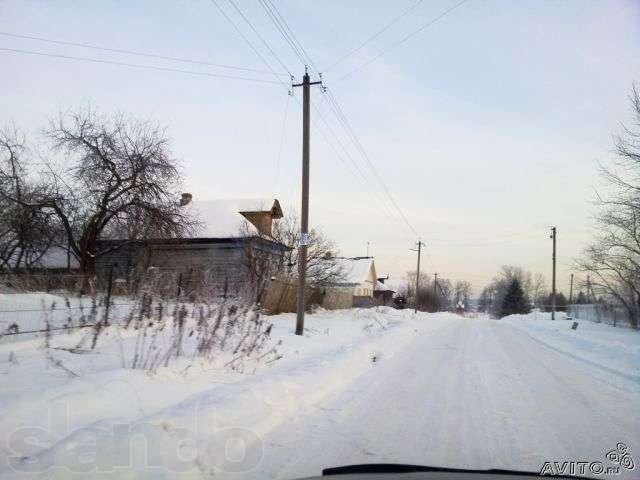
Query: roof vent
180 193 193 206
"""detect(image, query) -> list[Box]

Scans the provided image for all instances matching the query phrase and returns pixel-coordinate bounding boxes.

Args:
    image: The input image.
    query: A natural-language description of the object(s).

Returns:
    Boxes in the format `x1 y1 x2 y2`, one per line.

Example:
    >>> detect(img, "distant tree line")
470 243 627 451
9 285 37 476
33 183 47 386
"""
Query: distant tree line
478 266 572 318
401 272 472 312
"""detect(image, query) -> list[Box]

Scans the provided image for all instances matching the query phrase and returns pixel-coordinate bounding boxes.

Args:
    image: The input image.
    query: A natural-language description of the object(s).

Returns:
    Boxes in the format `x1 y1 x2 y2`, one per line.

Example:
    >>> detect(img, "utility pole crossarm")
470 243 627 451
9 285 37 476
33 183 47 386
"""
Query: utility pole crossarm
292 81 322 87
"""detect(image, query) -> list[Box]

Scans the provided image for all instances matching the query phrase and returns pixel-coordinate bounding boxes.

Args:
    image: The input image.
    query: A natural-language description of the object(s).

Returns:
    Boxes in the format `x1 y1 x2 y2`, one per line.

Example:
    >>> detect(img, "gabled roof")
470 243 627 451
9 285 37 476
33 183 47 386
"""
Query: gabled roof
375 280 395 292
188 198 282 238
333 257 375 285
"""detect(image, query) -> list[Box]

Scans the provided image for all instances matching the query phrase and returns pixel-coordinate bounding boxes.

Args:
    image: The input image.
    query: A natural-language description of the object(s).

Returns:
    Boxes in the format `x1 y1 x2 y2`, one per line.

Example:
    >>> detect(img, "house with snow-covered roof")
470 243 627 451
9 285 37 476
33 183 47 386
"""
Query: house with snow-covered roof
94 197 287 298
374 275 395 306
321 256 378 309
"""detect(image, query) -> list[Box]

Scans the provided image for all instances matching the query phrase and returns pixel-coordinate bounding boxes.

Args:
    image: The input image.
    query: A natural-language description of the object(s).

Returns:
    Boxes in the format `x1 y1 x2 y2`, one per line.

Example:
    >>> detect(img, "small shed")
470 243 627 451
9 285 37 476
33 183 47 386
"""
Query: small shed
374 277 395 306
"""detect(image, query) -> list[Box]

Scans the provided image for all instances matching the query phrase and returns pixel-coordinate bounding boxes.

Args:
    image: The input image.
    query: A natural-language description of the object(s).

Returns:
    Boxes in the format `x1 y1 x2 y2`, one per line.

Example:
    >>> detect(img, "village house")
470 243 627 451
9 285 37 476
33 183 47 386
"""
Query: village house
321 256 379 309
94 198 287 298
374 275 395 306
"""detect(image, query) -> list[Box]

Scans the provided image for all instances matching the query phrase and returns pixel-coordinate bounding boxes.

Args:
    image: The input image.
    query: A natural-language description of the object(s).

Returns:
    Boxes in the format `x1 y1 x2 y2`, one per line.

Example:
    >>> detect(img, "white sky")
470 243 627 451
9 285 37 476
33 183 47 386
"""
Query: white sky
2 0 639 294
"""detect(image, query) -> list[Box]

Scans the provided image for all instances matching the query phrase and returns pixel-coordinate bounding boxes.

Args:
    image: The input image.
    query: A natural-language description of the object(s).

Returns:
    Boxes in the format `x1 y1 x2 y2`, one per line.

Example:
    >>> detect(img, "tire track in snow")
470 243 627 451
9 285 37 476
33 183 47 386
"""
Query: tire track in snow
507 324 640 384
495 323 639 479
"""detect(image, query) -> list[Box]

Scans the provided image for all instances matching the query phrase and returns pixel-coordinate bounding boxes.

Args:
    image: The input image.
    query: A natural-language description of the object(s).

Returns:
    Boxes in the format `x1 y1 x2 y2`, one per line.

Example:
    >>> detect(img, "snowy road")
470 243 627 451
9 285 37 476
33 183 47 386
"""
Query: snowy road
244 317 639 479
1 309 638 479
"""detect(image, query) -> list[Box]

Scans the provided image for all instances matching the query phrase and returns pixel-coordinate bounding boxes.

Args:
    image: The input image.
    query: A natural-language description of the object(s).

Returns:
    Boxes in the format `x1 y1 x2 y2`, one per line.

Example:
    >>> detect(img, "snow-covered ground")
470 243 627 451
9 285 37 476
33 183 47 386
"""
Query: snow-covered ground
0 292 136 334
0 300 638 479
502 311 640 382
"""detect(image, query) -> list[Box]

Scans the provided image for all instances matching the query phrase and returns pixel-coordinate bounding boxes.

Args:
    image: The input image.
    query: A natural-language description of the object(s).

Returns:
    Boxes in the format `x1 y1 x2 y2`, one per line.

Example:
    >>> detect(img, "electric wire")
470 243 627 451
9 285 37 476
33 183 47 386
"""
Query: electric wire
212 0 419 241
0 47 282 84
333 0 469 84
325 0 425 72
258 0 307 67
261 0 320 74
323 87 419 237
209 0 290 88
225 0 293 75
254 2 420 238
0 30 286 76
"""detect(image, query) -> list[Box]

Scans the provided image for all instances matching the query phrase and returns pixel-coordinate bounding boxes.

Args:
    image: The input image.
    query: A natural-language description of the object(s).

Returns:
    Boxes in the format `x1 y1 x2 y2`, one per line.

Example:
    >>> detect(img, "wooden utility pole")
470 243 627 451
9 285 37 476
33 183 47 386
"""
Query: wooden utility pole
433 272 438 310
550 226 557 320
412 240 423 313
569 273 574 304
292 67 322 336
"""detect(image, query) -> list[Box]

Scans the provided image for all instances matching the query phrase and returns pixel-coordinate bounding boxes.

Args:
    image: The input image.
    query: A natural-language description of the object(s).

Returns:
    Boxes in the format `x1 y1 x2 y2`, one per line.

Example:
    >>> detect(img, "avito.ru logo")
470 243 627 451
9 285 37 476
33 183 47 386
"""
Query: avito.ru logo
540 443 635 477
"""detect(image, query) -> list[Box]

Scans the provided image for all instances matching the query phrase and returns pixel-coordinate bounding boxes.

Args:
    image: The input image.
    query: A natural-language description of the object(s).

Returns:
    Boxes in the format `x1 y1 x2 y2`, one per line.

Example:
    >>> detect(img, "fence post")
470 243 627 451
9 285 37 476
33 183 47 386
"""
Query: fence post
104 266 113 325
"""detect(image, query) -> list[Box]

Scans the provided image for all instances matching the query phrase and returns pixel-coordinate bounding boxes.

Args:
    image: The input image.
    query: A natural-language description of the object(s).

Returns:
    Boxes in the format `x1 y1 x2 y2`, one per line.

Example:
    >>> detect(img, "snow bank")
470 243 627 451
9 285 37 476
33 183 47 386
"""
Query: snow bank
0 306 437 478
500 311 640 382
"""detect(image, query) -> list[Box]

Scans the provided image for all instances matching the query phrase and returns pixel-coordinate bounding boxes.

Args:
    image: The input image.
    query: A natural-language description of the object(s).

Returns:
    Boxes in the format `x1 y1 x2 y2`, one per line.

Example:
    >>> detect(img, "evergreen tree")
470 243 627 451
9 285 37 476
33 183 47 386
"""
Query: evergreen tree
575 291 588 304
499 278 530 317
544 292 567 311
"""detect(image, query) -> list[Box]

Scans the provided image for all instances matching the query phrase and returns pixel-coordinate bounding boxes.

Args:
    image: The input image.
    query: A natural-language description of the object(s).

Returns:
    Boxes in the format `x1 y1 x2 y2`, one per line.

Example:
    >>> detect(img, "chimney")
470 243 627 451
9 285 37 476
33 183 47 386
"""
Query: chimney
179 193 192 206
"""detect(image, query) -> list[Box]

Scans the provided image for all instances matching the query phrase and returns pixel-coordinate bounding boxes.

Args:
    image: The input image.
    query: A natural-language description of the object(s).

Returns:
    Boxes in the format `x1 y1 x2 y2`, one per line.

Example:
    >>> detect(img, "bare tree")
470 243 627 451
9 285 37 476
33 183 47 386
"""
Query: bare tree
576 85 640 328
402 272 458 312
0 127 57 271
401 271 434 311
2 109 196 276
453 280 473 308
269 211 345 288
531 273 548 309
436 277 453 310
239 220 285 303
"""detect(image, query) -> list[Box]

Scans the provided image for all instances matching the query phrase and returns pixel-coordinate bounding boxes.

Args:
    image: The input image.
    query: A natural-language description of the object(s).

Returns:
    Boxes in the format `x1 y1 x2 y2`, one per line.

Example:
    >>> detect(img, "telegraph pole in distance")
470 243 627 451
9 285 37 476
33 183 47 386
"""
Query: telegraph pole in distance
411 240 423 313
550 226 557 320
569 273 574 304
292 67 323 336
433 272 438 310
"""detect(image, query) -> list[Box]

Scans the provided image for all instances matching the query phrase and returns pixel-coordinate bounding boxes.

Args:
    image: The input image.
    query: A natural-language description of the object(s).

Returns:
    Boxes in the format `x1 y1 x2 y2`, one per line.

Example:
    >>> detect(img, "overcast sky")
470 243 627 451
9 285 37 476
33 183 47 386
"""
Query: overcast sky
2 0 639 294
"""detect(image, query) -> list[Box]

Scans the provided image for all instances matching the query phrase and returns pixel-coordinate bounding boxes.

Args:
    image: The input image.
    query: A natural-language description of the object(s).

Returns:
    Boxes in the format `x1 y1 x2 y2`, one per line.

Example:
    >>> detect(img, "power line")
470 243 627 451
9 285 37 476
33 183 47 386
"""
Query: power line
325 0 425 72
258 0 307 67
209 0 375 216
212 0 416 240
212 0 399 225
209 0 290 89
310 98 401 223
254 2 418 238
312 104 413 237
0 30 285 76
0 47 282 84
260 0 319 73
323 87 419 237
225 0 293 75
333 0 469 84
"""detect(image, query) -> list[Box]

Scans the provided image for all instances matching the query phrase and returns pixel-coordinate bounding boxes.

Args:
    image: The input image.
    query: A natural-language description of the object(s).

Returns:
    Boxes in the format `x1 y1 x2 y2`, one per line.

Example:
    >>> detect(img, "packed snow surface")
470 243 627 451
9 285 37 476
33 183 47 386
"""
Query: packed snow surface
0 302 638 479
